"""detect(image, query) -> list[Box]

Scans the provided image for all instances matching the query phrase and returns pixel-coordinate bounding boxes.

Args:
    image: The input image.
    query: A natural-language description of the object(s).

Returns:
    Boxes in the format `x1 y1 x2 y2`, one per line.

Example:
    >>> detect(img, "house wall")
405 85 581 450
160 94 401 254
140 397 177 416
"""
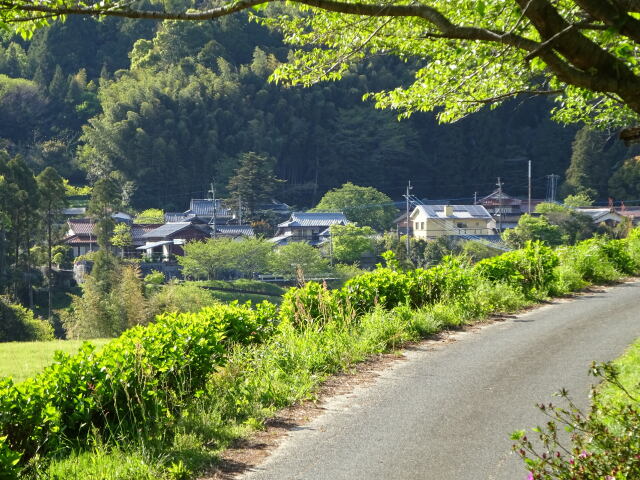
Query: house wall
411 211 493 239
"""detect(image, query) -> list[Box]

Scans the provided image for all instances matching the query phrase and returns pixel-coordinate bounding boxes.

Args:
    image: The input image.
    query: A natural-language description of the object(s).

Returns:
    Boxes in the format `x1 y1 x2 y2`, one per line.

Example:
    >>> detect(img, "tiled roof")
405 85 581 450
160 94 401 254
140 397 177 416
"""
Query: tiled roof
142 222 193 239
278 212 348 228
68 219 96 235
64 235 97 245
213 225 255 237
186 199 233 218
479 190 522 204
412 205 493 219
132 224 163 243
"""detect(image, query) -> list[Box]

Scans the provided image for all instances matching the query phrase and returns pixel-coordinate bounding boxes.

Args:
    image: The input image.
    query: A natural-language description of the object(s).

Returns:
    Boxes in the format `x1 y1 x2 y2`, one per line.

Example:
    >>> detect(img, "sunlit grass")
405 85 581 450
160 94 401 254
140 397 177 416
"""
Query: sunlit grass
0 338 110 382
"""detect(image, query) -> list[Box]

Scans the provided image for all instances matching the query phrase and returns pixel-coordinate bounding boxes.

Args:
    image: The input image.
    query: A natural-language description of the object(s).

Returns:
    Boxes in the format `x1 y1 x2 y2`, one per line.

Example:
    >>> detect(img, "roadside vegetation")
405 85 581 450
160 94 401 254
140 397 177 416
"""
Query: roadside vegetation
1 227 640 479
514 337 640 479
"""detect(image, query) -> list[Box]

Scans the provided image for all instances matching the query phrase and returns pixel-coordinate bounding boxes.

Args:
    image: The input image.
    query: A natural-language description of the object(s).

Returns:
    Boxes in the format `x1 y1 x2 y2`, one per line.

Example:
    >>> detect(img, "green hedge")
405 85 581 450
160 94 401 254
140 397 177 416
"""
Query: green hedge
0 301 276 463
0 297 54 343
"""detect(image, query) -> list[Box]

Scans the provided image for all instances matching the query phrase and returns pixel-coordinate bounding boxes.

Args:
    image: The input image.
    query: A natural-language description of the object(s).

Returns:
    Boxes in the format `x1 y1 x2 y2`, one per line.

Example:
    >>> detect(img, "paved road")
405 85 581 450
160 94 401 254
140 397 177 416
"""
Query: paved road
241 282 640 480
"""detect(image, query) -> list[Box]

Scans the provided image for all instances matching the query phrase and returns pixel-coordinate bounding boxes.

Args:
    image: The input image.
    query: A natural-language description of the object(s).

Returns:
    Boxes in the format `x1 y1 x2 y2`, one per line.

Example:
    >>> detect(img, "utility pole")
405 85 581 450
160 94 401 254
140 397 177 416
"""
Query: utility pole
496 177 503 232
238 195 242 225
405 180 413 257
528 160 532 214
208 181 217 238
473 191 478 205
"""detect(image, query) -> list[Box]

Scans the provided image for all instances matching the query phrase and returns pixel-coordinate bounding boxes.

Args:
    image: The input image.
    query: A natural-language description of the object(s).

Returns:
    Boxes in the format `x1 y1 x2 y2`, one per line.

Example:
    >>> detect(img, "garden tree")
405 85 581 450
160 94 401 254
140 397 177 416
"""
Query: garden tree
535 202 595 244
110 222 133 257
64 263 147 338
179 237 272 279
563 192 595 208
7 2 640 134
228 237 273 277
329 223 375 264
134 208 164 224
226 152 284 216
87 173 124 250
268 242 330 279
312 183 398 231
502 214 563 249
417 236 462 267
609 156 640 200
461 240 502 263
562 127 627 199
36 166 67 320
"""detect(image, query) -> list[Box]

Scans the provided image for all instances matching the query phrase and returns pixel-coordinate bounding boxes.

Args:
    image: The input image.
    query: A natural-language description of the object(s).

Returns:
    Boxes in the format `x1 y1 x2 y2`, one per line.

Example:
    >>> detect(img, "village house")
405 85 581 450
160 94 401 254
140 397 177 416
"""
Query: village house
164 199 234 224
409 204 495 240
270 212 349 246
575 207 627 227
63 213 155 258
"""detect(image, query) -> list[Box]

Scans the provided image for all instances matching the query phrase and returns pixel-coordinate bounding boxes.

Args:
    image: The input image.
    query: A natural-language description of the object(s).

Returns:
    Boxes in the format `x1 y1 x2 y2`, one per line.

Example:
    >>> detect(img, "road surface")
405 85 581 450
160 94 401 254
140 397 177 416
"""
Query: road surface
240 281 640 480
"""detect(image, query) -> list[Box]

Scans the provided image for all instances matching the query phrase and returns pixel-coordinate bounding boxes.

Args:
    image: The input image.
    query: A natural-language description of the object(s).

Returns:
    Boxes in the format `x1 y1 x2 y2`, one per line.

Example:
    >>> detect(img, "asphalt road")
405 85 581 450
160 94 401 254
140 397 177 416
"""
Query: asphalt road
241 281 640 480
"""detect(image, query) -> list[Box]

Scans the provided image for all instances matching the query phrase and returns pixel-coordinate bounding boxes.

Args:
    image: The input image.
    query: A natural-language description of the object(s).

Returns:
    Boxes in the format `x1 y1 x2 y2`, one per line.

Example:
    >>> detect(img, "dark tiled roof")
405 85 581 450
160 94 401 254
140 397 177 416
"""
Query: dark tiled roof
186 199 232 218
278 212 348 228
132 224 163 243
213 225 255 236
142 222 193 239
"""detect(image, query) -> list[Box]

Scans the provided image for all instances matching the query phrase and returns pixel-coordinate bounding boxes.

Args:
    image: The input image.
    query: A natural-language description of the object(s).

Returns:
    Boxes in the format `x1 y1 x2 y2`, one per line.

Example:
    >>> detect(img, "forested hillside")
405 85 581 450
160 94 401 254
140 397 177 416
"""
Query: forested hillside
0 12 636 207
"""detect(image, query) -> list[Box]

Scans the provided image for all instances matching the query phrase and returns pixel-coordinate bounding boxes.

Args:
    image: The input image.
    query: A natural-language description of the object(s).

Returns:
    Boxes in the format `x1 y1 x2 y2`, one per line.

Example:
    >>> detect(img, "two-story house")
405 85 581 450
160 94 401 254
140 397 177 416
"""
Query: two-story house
409 205 495 240
270 212 349 246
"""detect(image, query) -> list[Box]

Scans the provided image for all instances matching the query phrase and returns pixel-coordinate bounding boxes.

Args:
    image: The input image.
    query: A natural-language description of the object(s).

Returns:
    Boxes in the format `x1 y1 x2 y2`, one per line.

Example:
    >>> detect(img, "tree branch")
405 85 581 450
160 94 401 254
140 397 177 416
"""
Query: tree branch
574 0 640 43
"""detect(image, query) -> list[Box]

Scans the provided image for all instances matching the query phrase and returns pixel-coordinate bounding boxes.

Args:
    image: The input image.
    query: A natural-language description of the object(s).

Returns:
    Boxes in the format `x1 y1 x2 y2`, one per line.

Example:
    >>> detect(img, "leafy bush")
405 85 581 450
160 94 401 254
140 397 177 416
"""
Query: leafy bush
0 297 54 342
556 239 622 285
599 238 639 275
279 282 353 328
0 435 20 480
474 241 558 296
0 301 274 463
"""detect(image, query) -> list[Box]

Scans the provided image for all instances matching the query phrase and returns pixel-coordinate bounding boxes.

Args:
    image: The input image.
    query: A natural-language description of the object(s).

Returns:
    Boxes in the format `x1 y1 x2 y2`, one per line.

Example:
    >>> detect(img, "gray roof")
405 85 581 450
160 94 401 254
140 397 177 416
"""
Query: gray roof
411 205 493 220
186 199 232 218
142 222 192 239
213 225 255 237
278 212 348 228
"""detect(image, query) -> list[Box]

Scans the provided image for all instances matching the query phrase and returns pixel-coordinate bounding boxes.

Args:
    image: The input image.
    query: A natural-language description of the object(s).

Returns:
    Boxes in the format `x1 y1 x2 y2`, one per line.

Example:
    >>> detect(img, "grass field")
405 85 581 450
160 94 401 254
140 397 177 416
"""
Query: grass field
600 336 640 407
0 338 110 382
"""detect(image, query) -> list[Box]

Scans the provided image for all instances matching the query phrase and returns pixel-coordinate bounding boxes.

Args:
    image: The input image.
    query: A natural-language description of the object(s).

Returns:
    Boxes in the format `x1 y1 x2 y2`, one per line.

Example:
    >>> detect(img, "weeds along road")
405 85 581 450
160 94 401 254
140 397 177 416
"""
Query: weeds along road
240 282 640 480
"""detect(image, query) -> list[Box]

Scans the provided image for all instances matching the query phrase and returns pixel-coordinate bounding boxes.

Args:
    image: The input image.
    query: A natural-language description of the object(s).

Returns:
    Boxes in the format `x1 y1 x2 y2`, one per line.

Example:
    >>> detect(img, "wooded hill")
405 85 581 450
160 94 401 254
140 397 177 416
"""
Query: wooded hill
0 11 637 208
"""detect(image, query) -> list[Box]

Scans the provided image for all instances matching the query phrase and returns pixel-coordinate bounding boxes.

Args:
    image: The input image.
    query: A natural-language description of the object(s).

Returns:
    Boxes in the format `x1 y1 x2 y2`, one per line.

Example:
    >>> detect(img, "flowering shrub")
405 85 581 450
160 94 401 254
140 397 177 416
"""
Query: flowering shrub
513 363 640 479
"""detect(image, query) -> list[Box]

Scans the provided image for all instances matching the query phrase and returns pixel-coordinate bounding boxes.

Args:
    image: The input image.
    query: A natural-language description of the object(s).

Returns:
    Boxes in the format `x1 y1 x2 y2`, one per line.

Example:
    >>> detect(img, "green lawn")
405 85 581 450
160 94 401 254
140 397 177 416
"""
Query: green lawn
0 339 110 383
599 337 640 408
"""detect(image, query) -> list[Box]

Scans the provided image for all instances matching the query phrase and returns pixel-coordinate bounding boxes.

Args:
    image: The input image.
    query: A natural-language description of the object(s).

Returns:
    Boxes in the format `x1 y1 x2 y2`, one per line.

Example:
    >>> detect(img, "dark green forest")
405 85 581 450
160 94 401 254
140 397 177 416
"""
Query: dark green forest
1 12 638 208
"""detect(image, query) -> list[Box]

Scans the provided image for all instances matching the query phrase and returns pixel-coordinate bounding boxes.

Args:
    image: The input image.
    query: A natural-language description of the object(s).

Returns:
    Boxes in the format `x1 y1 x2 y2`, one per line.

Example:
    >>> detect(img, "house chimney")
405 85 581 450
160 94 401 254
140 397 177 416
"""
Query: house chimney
444 205 453 217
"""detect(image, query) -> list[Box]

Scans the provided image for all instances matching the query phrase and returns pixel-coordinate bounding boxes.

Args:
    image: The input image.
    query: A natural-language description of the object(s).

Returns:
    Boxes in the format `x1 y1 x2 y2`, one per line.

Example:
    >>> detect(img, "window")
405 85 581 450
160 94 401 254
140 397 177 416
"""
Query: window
457 222 467 228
